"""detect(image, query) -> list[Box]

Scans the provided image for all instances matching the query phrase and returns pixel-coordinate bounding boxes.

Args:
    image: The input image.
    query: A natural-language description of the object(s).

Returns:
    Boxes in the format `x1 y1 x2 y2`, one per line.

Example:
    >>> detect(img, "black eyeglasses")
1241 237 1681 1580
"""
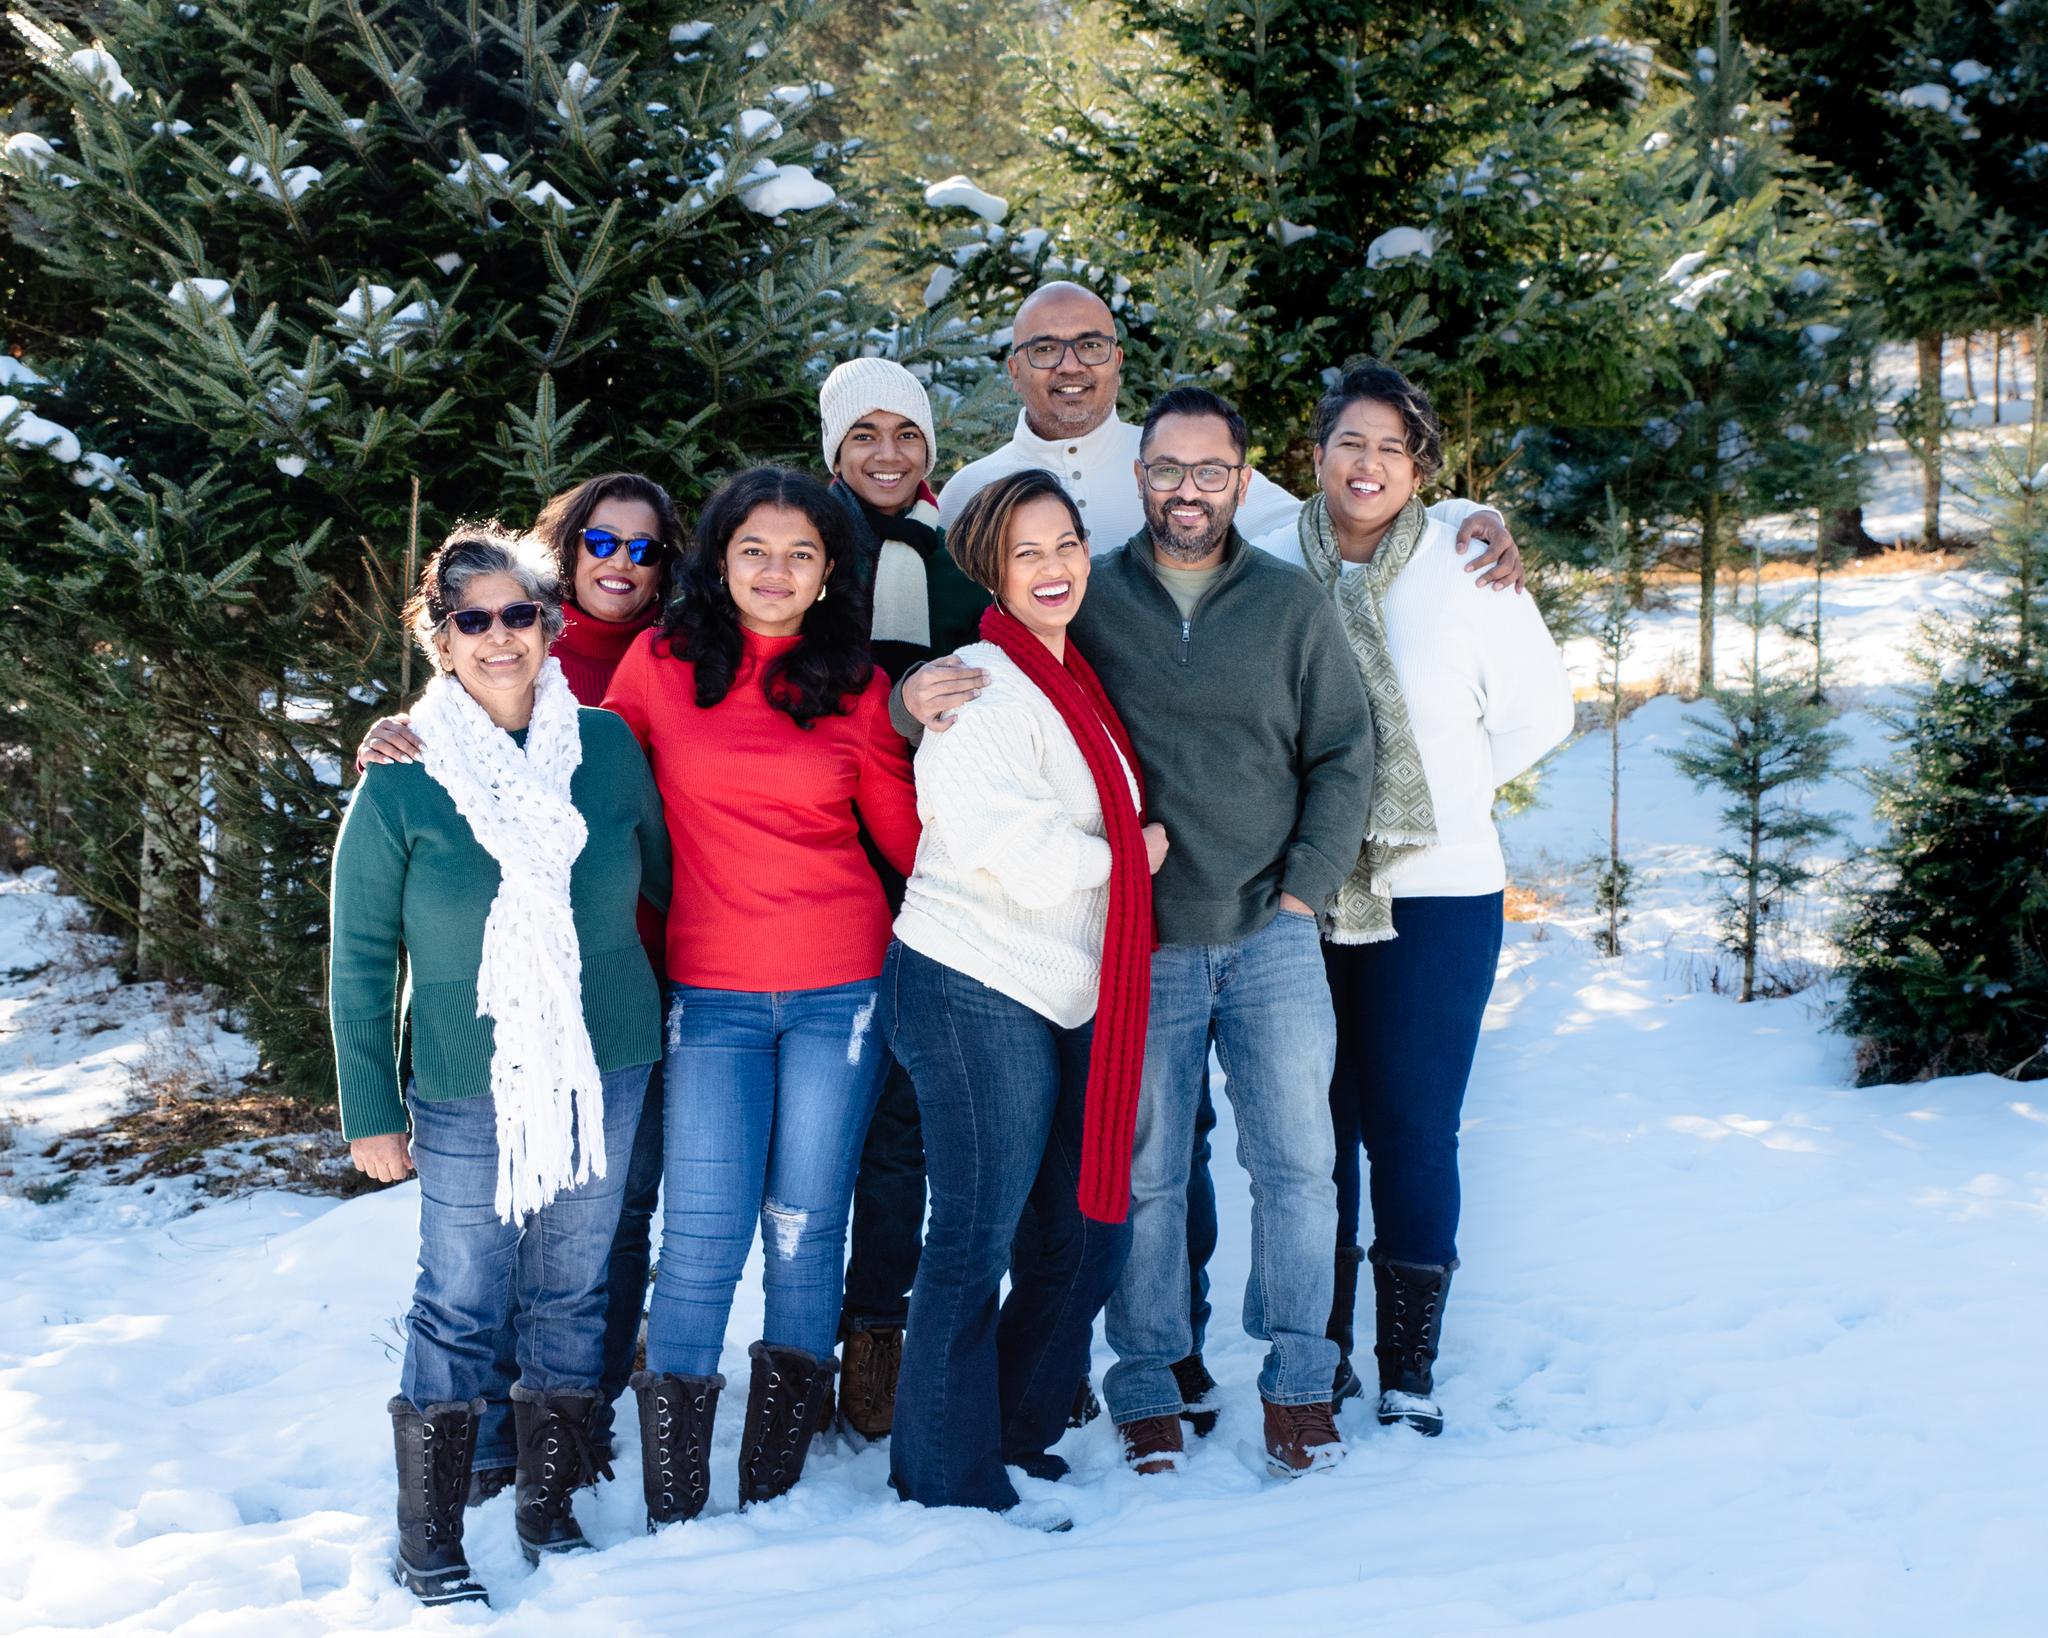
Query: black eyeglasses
444 601 543 636
1013 334 1117 370
581 527 664 565
1140 460 1245 494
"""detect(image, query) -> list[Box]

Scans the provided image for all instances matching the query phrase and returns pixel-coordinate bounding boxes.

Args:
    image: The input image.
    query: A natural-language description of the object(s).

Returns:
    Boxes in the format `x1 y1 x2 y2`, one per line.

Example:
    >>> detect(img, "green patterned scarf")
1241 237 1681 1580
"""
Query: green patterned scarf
1295 492 1437 943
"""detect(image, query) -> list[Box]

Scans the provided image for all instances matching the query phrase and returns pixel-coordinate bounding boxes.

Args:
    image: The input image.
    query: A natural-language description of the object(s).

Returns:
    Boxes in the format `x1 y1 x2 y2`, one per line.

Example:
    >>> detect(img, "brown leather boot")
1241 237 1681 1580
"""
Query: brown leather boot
838 1325 902 1441
1262 1398 1345 1479
1118 1414 1186 1475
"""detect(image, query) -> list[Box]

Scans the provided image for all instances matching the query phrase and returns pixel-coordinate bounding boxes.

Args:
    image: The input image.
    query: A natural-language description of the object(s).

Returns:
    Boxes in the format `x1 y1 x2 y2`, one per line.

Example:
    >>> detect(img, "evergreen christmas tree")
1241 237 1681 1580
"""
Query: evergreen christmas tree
1836 320 2048 1083
1027 0 1653 487
1667 541 1845 1002
0 0 868 1092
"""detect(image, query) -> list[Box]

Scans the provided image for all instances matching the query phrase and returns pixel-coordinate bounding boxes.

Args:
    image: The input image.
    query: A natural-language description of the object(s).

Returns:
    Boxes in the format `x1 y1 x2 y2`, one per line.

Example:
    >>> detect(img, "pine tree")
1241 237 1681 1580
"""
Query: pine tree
1017 0 1654 489
1836 319 2048 1083
1668 540 1845 1002
0 0 868 1092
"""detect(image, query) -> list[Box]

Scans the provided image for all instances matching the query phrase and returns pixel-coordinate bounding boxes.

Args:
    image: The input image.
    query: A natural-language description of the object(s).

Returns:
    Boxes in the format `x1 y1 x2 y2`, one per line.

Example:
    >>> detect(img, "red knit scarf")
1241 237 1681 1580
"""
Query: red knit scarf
977 603 1155 1223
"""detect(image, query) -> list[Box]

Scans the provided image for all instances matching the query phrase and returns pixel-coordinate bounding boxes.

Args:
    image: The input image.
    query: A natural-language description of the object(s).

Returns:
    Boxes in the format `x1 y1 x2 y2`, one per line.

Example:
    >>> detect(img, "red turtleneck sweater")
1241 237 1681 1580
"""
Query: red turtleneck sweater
602 628 920 992
553 602 659 705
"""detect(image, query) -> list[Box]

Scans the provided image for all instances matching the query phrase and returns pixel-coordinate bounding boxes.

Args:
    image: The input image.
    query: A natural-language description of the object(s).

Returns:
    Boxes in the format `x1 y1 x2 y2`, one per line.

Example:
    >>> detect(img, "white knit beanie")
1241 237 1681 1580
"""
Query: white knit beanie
819 357 938 476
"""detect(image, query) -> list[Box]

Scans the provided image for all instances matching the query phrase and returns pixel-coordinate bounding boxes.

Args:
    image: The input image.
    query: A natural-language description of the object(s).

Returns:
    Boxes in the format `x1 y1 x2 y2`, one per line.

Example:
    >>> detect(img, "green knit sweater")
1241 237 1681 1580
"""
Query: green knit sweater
328 706 671 1140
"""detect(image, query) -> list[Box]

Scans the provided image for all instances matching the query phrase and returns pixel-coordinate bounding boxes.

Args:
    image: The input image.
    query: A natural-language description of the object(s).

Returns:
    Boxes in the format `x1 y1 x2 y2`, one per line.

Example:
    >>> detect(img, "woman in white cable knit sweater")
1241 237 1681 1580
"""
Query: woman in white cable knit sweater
879 468 1166 1529
1255 359 1574 1442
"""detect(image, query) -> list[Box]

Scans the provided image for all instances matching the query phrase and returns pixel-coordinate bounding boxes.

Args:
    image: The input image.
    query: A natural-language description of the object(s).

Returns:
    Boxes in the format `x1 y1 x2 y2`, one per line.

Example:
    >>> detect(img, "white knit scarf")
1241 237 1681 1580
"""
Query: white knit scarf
410 658 604 1219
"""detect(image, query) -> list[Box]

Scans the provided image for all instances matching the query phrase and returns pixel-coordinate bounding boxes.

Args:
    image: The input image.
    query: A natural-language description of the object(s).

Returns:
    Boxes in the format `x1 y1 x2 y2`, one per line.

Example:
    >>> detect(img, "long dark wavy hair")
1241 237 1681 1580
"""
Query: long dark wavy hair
531 470 684 610
661 466 874 729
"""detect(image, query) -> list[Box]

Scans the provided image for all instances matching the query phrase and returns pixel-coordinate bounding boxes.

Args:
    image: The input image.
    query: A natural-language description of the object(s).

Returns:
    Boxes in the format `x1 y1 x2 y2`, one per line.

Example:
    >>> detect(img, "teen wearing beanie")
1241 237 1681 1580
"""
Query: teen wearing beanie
1256 361 1572 1438
880 470 1162 1530
601 467 920 1533
817 358 988 1445
354 471 683 1497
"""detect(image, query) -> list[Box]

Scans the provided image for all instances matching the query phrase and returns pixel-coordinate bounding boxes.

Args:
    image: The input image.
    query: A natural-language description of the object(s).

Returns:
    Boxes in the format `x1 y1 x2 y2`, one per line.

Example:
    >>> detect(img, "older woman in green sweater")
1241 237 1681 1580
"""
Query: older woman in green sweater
329 525 668 1606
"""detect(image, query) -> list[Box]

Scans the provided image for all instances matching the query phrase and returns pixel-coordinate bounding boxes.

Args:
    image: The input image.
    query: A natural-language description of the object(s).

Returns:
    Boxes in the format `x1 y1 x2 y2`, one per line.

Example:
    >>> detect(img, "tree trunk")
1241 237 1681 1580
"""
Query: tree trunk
1741 791 1762 1003
1812 514 1826 704
1608 686 1623 955
1993 329 2003 425
1960 333 1975 403
1698 488 1720 695
138 731 201 983
1917 332 1943 547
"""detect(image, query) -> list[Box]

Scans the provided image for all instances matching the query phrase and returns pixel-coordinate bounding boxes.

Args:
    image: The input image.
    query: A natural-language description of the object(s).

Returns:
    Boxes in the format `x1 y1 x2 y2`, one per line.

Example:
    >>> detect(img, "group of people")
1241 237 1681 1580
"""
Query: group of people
328 279 1574 1606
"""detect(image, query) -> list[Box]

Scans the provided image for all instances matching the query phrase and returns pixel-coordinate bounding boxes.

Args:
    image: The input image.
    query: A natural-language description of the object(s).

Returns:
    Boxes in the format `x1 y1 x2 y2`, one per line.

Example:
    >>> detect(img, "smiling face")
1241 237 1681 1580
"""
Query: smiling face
431 570 547 724
1137 411 1252 567
999 494 1090 648
1007 284 1123 441
723 503 832 638
571 494 665 623
835 410 929 515
1314 398 1420 543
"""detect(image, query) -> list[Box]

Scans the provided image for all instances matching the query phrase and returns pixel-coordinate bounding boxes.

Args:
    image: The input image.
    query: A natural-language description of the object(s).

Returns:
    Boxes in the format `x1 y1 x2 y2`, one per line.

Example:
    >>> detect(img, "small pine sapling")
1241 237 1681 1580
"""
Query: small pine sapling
1590 501 1635 958
1668 539 1846 1001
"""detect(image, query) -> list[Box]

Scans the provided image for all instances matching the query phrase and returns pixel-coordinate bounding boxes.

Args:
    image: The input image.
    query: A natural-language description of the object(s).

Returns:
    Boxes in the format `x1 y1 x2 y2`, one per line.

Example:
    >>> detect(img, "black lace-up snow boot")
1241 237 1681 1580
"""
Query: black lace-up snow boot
737 1342 836 1508
510 1384 606 1564
389 1396 489 1606
1371 1252 1455 1436
631 1369 723 1532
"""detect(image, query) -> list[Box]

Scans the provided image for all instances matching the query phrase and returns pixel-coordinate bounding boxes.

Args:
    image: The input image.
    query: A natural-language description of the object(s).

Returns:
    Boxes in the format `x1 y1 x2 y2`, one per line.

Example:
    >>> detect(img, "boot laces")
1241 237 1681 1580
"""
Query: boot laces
531 1405 604 1515
418 1416 469 1543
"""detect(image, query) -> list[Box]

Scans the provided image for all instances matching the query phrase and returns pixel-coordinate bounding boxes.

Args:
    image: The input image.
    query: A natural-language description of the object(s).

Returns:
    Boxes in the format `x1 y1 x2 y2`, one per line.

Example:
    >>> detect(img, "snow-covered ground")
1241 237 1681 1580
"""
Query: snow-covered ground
4 562 2046 1634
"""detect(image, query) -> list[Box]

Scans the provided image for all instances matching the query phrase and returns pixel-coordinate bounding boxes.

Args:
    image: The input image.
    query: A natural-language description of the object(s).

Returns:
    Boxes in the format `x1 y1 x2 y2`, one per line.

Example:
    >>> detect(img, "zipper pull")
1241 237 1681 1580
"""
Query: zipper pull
1180 618 1192 664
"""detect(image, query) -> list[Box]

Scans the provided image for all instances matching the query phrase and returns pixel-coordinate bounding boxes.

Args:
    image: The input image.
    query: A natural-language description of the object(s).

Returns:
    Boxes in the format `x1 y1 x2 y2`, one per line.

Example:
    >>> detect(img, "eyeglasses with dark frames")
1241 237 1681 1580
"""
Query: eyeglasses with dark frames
1013 334 1117 370
1139 460 1245 494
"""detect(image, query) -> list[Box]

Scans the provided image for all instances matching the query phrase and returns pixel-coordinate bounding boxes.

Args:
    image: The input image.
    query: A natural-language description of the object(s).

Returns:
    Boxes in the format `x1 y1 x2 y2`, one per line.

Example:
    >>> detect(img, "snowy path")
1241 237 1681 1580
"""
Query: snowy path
4 562 2047 1633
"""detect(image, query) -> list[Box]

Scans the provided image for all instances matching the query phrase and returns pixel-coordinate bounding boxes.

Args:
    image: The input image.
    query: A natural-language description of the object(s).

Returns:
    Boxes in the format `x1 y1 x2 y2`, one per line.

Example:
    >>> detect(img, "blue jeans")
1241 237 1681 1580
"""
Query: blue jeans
1326 893 1504 1267
471 1060 666 1473
1105 910 1340 1420
1187 1064 1218 1350
648 981 887 1377
881 944 1131 1511
399 1063 650 1417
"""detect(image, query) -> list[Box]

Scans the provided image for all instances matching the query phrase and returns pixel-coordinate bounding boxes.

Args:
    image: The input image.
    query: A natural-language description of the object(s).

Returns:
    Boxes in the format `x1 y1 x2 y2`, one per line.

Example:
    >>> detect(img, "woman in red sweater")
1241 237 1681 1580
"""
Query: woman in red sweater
354 471 682 1495
602 466 920 1532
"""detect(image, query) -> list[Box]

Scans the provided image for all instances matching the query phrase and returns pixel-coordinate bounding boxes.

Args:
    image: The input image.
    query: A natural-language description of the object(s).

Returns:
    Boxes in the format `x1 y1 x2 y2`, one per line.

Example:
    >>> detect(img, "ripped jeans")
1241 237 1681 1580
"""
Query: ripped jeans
646 980 888 1378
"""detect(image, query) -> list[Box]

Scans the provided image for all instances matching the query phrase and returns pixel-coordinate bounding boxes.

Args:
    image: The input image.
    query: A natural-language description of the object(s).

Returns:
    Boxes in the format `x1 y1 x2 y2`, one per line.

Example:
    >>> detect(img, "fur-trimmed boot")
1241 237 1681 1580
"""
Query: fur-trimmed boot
389 1396 489 1606
510 1384 606 1564
1371 1252 1455 1436
736 1342 836 1508
1328 1244 1367 1405
631 1369 723 1532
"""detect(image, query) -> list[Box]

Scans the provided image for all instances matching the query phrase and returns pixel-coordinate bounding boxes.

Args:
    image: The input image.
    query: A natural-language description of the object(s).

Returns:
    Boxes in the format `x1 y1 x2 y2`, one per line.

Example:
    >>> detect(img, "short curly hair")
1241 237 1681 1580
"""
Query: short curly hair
401 522 566 673
1312 359 1444 486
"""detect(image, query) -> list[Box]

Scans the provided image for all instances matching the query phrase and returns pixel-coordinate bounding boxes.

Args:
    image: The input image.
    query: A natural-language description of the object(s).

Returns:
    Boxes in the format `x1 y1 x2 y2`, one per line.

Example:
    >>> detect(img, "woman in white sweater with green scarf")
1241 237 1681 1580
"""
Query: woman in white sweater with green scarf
1256 359 1573 1440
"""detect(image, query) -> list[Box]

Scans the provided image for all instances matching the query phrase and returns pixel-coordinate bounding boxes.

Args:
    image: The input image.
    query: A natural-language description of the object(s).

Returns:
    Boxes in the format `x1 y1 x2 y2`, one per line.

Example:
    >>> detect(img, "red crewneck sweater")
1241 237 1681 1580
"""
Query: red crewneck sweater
553 602 659 705
602 627 920 991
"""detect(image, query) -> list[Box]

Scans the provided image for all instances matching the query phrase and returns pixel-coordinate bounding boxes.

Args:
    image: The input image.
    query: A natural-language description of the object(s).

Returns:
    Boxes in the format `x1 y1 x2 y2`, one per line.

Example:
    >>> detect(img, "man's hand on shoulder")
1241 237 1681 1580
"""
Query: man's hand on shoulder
1453 508 1527 593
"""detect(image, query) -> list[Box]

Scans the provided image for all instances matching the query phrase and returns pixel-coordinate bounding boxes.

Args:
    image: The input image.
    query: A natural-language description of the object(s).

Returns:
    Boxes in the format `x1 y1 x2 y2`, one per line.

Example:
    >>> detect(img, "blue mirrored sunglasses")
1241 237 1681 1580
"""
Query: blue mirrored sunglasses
580 527 664 566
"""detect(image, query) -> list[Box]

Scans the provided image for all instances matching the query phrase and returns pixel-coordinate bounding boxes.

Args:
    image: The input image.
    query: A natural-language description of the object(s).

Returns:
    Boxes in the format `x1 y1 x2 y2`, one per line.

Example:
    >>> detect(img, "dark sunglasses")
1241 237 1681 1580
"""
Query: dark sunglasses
444 601 543 637
581 526 664 566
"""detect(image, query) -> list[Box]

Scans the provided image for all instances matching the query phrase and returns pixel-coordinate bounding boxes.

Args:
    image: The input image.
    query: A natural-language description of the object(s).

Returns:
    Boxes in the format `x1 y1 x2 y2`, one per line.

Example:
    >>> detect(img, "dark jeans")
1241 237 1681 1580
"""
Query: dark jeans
473 1062 664 1471
881 943 1131 1512
840 1053 924 1334
401 1065 648 1434
1325 893 1504 1267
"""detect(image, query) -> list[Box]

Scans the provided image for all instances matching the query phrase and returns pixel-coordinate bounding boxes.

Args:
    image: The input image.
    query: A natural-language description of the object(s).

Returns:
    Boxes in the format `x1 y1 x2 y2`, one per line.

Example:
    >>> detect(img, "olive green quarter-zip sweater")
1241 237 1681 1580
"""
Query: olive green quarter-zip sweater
327 707 671 1141
974 527 1372 947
